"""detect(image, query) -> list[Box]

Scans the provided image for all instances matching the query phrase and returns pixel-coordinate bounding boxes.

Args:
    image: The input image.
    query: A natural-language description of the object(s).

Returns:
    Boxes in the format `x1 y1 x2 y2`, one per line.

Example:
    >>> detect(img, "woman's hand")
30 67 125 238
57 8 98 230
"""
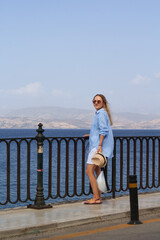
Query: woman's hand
97 145 102 153
83 134 89 138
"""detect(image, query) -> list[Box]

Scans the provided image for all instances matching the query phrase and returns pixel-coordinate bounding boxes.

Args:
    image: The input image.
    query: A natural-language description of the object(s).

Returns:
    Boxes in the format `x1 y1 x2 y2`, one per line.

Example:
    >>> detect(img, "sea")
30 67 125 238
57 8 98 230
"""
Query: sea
0 128 160 209
0 128 160 138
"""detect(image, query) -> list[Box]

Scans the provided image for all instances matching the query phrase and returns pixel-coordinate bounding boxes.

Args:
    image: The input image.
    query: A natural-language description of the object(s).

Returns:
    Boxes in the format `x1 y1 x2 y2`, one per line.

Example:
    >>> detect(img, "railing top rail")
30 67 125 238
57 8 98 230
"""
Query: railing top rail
114 135 160 138
45 136 88 139
0 137 36 141
0 135 160 141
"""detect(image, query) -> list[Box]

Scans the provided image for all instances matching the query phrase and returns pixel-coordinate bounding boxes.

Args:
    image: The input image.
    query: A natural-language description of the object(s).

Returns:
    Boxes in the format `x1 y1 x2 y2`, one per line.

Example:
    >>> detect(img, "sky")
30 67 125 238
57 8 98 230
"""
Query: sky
0 0 160 115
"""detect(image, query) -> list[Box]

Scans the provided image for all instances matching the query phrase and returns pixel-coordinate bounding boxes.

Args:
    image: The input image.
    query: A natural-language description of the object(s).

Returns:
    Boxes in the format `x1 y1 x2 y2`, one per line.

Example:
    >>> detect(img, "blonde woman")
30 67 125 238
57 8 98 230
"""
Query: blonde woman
84 94 114 204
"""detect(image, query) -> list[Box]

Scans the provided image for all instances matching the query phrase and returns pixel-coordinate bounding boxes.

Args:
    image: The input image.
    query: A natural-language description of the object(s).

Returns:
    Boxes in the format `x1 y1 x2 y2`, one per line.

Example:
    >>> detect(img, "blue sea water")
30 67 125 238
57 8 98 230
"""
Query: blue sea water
0 128 160 209
0 128 160 138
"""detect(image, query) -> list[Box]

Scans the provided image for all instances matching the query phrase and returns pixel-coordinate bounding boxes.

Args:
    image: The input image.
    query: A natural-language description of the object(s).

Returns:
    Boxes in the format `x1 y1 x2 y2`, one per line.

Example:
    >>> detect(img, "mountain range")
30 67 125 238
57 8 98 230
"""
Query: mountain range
0 106 160 129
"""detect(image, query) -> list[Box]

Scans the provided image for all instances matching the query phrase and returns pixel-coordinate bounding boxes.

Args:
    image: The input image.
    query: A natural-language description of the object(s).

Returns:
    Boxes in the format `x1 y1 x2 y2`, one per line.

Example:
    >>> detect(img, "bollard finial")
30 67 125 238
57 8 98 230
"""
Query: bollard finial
37 123 44 133
36 123 45 141
38 122 43 128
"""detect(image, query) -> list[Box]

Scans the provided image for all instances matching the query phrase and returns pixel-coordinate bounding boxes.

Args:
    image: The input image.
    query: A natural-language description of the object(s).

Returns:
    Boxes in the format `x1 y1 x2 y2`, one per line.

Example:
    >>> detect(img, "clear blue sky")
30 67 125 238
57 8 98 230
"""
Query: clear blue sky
0 0 160 114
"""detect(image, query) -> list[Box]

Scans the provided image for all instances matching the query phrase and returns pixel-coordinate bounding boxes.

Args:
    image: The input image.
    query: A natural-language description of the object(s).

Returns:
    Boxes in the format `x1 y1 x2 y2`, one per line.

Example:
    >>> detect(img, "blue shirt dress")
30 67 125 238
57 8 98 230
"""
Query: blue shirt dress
89 108 114 158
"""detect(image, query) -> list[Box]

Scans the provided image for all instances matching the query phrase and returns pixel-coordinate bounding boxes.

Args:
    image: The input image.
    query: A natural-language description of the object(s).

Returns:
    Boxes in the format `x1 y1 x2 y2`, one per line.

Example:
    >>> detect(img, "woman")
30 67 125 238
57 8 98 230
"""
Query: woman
84 94 114 204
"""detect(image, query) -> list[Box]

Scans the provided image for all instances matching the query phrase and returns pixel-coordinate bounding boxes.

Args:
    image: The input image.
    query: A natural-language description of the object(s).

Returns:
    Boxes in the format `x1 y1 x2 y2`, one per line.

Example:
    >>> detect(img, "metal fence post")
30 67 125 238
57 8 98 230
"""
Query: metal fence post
112 139 116 199
128 175 142 224
28 123 52 209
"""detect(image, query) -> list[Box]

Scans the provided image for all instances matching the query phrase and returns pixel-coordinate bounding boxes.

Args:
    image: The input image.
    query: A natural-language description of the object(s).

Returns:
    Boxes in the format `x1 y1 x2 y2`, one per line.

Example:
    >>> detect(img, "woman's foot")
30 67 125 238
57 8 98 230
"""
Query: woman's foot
84 198 102 204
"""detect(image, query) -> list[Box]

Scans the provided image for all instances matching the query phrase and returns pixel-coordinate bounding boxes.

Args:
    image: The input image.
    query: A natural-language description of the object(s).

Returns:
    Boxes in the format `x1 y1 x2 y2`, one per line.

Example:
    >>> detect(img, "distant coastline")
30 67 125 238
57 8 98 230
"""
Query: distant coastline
0 117 160 129
0 106 160 129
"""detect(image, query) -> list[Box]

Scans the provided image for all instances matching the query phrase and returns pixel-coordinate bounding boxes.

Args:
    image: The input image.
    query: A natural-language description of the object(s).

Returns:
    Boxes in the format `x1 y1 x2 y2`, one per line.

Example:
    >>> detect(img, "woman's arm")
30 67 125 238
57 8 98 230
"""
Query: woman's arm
98 111 109 136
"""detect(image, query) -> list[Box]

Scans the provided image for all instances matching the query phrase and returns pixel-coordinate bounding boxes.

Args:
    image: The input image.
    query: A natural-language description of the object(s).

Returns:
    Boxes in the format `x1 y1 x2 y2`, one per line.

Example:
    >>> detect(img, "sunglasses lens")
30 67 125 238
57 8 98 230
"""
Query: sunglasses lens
93 100 102 104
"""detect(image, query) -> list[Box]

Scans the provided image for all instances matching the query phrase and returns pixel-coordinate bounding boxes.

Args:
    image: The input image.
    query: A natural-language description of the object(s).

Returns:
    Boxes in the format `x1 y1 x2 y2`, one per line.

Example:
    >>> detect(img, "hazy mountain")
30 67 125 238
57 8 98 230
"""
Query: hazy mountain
114 112 160 122
2 106 94 129
1 106 160 129
4 106 94 120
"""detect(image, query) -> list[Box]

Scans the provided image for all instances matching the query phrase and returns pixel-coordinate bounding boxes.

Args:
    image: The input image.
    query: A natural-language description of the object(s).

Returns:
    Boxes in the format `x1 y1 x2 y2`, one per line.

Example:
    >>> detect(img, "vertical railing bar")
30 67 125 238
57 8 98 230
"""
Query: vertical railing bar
105 152 109 191
130 138 133 175
112 138 116 198
139 138 143 190
17 141 20 201
7 142 10 204
74 141 77 195
57 141 61 197
143 138 147 190
75 138 83 197
134 138 136 175
27 141 31 200
127 138 130 189
65 140 69 196
50 139 59 199
155 137 159 188
120 139 123 191
48 140 52 198
146 138 149 187
81 139 85 194
152 138 155 187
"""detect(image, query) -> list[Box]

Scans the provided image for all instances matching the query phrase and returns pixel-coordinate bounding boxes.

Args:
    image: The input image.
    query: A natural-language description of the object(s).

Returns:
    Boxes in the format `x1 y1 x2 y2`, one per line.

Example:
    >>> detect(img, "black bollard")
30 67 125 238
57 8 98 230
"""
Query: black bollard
28 123 52 209
128 175 142 224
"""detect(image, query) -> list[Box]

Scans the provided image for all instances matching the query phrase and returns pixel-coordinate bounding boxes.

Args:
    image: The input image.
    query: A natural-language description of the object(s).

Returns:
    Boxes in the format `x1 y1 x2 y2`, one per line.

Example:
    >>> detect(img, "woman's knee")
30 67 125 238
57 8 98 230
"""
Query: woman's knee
86 168 89 176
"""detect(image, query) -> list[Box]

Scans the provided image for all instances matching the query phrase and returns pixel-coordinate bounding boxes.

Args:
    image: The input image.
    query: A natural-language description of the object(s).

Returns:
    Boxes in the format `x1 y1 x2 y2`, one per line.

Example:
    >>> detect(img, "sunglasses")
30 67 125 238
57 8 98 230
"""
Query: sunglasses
92 100 102 104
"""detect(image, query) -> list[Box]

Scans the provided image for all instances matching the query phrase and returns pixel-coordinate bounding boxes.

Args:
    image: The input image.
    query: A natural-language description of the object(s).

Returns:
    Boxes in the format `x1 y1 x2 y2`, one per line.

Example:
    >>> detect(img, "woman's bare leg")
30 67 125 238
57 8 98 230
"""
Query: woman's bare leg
86 164 100 200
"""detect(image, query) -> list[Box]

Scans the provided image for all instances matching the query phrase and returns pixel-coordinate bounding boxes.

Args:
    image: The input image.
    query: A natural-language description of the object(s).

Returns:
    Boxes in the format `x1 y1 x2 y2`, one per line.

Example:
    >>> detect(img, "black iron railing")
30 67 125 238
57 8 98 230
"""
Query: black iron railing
0 123 160 208
112 136 160 197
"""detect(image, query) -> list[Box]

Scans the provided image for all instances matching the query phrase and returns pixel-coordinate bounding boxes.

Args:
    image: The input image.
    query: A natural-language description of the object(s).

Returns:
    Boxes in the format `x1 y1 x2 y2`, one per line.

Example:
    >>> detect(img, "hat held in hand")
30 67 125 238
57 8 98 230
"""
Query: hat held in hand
91 152 107 168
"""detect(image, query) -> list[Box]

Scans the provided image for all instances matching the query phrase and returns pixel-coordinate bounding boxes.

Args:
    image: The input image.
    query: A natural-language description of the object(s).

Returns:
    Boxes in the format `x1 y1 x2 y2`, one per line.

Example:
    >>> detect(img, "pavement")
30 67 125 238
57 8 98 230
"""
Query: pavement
0 192 160 239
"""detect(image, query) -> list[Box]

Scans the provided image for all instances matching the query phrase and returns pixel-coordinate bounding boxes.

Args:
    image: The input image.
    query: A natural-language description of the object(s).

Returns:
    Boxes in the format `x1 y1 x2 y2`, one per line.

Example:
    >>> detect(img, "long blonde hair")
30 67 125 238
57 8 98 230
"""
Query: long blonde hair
93 94 113 126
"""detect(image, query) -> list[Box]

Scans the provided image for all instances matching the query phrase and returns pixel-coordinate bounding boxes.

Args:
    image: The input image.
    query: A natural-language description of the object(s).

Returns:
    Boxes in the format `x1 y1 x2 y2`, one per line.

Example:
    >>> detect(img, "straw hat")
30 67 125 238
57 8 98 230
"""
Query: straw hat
91 152 107 168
